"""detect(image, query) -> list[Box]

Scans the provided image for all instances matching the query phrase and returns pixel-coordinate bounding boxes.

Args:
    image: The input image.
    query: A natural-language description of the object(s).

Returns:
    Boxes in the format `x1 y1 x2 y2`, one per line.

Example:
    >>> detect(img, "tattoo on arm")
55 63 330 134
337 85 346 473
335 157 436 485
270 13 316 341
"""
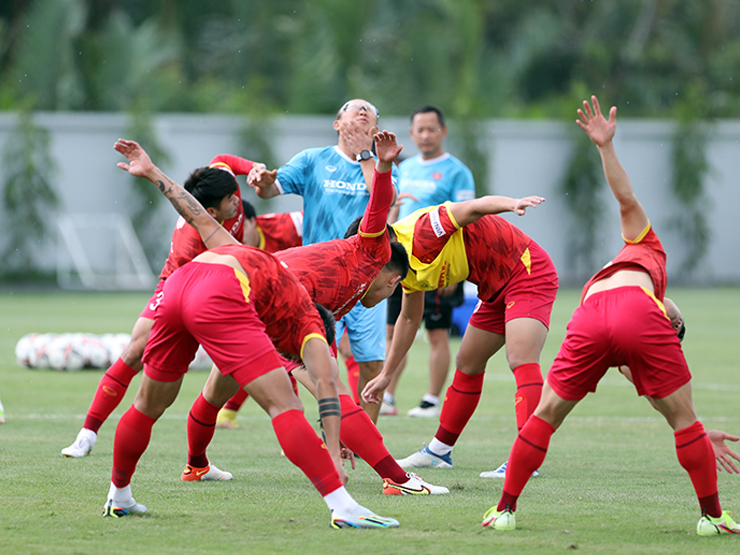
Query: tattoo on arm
318 397 341 420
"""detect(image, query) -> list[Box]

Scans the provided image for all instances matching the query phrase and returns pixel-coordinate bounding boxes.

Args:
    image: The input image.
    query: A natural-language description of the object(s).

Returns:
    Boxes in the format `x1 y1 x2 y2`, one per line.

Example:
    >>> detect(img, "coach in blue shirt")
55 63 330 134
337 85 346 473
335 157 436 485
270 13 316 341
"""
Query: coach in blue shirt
248 99 399 423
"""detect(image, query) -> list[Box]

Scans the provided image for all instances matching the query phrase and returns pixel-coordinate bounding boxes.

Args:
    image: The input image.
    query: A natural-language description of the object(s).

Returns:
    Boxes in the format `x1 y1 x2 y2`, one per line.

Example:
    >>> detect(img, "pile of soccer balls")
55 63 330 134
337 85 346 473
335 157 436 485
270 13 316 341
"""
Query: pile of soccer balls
14 333 212 371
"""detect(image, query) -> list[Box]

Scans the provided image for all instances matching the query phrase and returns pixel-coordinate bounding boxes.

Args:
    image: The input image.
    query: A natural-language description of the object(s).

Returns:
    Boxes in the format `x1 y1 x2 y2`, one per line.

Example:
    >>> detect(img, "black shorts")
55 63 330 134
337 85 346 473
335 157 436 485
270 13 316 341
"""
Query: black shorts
387 283 464 330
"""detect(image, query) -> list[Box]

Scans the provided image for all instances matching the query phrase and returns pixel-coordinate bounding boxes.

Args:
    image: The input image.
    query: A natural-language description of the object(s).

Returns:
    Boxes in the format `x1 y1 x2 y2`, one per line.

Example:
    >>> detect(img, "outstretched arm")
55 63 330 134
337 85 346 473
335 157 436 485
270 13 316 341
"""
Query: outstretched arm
362 289 424 404
449 194 545 228
358 130 404 235
114 139 237 249
577 96 648 241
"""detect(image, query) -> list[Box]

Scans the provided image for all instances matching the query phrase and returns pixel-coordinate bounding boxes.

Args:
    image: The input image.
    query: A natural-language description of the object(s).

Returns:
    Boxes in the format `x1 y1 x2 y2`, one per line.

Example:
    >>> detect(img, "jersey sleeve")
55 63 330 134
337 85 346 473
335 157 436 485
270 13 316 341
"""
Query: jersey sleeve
359 169 393 237
275 150 311 196
209 154 254 176
453 165 476 202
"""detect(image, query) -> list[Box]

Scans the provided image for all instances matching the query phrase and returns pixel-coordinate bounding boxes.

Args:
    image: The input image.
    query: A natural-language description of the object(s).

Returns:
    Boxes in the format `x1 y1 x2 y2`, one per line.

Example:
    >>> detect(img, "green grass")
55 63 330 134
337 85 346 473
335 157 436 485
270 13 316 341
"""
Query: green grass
1 287 739 554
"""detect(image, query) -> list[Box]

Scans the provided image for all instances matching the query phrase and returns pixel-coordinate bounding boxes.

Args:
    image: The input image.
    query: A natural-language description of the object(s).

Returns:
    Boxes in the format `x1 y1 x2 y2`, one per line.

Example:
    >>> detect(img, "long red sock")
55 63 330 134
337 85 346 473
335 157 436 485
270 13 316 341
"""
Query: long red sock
112 406 156 487
498 414 555 511
187 393 221 468
223 388 249 412
435 370 484 446
84 358 139 433
513 362 544 431
337 395 406 483
344 357 360 404
675 421 721 518
272 409 343 496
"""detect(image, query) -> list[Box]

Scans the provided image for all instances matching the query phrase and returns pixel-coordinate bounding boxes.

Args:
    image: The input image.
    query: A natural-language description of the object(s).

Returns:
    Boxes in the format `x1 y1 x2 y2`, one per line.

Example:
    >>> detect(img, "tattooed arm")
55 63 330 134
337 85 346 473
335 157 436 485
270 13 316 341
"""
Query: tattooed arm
114 139 237 249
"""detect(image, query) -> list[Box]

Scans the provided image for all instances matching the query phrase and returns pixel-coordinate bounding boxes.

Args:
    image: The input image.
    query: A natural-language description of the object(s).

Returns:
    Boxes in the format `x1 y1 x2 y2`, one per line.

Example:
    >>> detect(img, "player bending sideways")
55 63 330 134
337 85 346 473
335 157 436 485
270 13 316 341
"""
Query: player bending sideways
362 173 556 480
134 131 450 497
104 138 399 529
61 153 261 460
481 96 739 537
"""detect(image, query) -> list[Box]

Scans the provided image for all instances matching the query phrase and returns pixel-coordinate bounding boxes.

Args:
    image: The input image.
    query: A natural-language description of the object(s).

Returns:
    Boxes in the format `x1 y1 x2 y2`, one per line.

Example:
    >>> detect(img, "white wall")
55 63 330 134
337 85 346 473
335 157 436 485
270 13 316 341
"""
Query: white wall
0 112 738 288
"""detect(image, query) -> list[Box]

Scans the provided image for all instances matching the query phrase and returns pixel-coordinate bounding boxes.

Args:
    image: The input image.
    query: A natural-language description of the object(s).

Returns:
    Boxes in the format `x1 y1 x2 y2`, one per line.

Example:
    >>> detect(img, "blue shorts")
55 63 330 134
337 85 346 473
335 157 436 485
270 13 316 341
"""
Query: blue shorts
335 300 386 362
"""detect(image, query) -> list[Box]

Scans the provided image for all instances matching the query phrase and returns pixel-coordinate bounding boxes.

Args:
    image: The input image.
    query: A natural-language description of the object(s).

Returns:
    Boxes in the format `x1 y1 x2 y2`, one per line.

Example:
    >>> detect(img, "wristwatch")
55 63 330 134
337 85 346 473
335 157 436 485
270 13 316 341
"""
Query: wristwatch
356 150 372 162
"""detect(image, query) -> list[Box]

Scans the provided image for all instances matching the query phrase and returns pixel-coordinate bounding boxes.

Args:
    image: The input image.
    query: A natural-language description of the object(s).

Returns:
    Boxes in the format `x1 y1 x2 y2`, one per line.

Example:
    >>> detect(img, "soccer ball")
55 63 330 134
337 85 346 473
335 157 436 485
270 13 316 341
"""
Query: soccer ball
100 333 131 363
48 334 86 371
81 334 111 368
15 333 36 367
26 333 57 369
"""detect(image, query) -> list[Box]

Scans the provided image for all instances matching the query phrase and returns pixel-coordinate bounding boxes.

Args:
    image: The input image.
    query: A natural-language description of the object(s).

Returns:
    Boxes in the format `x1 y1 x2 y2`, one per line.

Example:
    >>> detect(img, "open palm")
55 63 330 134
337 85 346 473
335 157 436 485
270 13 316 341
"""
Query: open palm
576 95 616 147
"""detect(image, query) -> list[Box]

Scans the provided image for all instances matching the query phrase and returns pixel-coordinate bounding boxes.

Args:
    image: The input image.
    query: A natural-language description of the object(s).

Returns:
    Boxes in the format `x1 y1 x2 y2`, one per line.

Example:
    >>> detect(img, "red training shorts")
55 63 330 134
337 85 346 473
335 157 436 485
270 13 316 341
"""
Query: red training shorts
142 262 283 386
139 279 166 320
547 286 691 401
468 240 558 335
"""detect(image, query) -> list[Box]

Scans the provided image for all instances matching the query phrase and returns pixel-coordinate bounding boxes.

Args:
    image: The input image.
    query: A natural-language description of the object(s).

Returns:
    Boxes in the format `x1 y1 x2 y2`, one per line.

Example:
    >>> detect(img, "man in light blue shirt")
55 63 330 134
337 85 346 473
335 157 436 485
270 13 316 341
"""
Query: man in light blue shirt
248 99 398 422
384 105 475 419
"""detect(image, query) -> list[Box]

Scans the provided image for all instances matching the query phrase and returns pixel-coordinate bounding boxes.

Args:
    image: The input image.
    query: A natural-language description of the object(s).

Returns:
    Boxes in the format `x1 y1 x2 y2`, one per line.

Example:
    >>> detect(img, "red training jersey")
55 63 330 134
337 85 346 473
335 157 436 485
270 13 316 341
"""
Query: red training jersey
275 169 394 319
158 154 254 280
394 203 531 301
581 223 667 303
211 244 327 356
256 211 304 253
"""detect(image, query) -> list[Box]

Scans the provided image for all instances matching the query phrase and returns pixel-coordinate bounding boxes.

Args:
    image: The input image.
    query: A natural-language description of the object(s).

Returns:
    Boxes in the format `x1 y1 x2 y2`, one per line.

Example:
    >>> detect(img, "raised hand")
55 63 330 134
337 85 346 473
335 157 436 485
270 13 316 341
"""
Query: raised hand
576 95 617 148
373 130 403 163
114 139 156 179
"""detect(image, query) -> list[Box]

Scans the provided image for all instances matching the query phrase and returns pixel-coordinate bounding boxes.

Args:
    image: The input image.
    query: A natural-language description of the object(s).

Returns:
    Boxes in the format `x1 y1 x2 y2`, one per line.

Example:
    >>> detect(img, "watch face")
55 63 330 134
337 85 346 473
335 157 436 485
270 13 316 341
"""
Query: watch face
358 150 372 161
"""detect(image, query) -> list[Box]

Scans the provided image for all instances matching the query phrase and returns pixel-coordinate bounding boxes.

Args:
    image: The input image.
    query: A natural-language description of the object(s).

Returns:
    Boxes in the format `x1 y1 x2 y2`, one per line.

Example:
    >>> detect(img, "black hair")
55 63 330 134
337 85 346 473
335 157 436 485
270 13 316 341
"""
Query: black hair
677 321 686 342
411 105 446 127
343 216 396 241
183 167 238 210
314 303 336 346
241 198 257 220
385 241 409 280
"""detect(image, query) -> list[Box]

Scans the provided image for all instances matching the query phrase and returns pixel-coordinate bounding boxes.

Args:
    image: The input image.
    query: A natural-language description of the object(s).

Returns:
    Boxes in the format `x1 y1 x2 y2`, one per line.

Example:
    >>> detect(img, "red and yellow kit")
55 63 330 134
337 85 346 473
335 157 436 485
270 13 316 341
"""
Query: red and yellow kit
157 154 255 282
392 202 531 300
211 244 327 357
256 211 303 253
581 223 667 303
548 223 687 401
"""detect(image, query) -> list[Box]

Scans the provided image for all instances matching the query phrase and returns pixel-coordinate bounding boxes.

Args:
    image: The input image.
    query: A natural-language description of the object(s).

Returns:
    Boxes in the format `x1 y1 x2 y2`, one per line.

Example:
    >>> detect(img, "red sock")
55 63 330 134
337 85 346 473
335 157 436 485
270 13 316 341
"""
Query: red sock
498 414 555 511
84 358 139 433
223 388 249 412
513 362 543 431
112 406 156 487
272 409 343 496
337 395 406 483
675 421 721 518
187 393 221 468
344 357 360 404
435 370 484 446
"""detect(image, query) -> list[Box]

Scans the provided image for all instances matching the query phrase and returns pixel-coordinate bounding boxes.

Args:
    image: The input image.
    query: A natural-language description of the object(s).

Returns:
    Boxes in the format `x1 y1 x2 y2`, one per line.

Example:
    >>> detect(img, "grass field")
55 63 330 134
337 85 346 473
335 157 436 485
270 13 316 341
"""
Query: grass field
1 287 739 555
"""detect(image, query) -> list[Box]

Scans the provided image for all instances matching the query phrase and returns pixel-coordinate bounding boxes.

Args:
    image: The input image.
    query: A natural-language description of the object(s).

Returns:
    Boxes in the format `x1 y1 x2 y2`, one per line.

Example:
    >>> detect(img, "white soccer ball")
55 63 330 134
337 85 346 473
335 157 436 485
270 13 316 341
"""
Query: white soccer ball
48 334 85 371
81 334 110 368
100 333 131 363
15 333 36 367
27 333 57 369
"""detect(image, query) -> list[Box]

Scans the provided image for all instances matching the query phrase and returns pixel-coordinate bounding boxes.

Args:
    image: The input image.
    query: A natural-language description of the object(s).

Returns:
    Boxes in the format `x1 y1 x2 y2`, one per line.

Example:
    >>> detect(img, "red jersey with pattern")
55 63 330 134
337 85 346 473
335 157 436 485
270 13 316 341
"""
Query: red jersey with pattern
211 244 326 356
581 224 667 303
157 154 255 280
275 169 394 319
256 211 303 253
397 204 530 302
